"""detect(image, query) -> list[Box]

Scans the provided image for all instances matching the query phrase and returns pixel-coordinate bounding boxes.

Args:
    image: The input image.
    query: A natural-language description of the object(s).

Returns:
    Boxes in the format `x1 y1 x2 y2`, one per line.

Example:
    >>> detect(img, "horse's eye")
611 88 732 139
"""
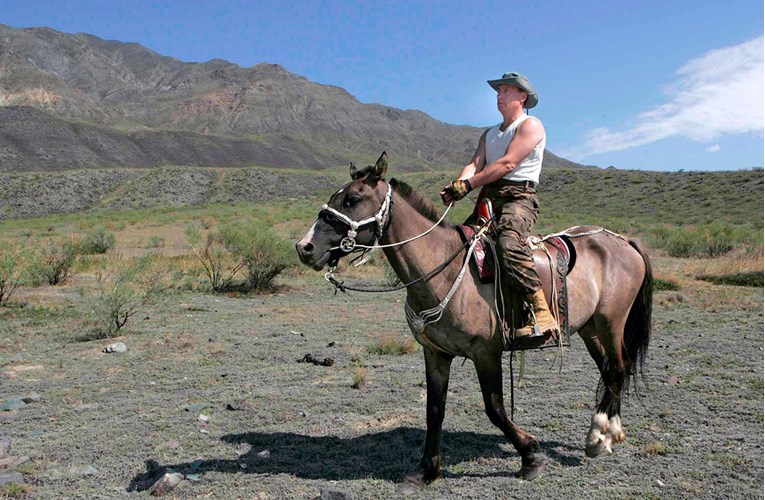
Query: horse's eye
344 196 362 208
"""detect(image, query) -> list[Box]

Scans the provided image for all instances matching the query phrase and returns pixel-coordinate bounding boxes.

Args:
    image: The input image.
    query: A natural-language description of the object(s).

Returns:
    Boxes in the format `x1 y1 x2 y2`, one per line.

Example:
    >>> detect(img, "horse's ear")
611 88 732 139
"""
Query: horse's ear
349 161 360 180
371 151 388 180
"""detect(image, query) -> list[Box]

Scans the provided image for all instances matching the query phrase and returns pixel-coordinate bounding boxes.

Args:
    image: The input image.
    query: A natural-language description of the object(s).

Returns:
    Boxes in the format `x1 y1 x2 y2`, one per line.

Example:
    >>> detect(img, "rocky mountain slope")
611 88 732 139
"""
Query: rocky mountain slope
0 24 583 171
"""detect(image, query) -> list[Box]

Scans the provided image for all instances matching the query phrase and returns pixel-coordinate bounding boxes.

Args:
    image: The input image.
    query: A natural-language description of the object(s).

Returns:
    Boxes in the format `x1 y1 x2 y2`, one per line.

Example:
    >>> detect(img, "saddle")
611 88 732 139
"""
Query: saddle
457 199 573 351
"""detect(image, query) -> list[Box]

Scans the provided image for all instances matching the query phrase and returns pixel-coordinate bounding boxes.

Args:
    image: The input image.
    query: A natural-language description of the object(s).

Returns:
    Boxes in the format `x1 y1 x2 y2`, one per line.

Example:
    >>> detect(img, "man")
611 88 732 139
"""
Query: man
441 71 558 345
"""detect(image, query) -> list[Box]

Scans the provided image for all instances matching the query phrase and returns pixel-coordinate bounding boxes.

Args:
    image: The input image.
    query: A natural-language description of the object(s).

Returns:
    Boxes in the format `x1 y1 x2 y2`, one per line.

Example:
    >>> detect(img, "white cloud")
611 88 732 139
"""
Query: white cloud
706 144 721 153
566 36 764 159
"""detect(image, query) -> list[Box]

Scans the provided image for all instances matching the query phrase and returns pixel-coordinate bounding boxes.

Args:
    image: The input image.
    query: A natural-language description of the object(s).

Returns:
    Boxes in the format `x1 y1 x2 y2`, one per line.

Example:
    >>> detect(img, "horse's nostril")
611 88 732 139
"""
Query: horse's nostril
298 241 314 255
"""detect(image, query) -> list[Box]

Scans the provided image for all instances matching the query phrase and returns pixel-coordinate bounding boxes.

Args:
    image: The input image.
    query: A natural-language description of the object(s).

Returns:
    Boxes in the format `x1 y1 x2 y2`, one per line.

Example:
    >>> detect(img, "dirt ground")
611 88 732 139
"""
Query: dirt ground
1 267 763 499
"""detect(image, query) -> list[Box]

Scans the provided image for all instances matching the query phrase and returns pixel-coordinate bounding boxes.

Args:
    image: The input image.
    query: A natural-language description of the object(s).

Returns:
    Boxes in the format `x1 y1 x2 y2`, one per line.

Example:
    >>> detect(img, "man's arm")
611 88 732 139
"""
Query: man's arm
458 129 488 180
467 117 544 190
441 130 488 204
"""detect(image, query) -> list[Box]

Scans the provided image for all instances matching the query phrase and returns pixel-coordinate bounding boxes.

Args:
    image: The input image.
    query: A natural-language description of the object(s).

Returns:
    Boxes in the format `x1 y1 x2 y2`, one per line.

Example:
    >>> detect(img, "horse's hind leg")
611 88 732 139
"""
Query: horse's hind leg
580 319 628 458
474 355 543 480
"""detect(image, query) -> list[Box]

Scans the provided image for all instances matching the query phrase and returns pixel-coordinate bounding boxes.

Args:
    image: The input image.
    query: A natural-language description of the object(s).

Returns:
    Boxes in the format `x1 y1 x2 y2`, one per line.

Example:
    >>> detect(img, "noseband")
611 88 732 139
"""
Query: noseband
319 183 394 253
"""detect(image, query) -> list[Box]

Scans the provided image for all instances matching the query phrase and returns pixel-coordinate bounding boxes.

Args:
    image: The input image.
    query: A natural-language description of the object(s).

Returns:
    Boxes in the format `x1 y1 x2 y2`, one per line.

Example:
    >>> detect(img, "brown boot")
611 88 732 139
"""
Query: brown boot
515 290 560 339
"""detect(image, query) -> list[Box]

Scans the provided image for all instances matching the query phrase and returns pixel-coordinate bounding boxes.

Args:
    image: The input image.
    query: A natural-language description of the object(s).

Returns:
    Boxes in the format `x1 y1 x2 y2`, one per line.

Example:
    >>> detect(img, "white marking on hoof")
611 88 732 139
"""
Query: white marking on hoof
585 412 611 457
609 415 626 444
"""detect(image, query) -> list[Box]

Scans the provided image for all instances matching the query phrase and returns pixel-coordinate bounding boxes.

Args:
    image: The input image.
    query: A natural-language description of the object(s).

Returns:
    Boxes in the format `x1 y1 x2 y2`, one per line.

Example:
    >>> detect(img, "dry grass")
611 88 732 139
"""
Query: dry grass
366 332 419 356
351 362 368 390
645 441 668 456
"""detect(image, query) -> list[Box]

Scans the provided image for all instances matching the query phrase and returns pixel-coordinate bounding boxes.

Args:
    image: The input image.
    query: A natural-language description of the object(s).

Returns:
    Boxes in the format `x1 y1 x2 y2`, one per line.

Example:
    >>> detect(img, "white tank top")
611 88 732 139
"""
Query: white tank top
484 114 545 184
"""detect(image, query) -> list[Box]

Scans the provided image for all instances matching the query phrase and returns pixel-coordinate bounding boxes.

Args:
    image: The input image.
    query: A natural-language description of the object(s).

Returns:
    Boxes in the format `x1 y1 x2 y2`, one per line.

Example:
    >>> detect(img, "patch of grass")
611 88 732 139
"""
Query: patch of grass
706 452 750 468
0 482 29 498
645 441 667 456
80 227 116 254
366 333 419 356
352 362 368 390
654 278 681 291
697 271 763 287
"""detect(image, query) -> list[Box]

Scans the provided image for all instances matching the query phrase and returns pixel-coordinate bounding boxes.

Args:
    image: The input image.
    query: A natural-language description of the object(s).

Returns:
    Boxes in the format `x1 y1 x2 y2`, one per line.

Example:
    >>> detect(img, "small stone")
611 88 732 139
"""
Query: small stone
239 463 247 469
74 403 100 411
148 471 184 496
185 473 201 482
22 392 42 404
256 450 270 458
184 403 210 413
320 489 352 500
69 465 99 476
199 429 209 434
198 414 209 422
1 397 26 412
103 342 128 353
656 479 665 486
190 459 203 472
667 375 679 385
163 440 181 450
0 471 25 486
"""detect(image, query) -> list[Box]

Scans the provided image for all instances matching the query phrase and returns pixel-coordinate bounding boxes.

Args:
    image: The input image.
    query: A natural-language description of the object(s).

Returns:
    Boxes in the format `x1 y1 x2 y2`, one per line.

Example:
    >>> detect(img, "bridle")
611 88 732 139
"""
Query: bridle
319 183 394 254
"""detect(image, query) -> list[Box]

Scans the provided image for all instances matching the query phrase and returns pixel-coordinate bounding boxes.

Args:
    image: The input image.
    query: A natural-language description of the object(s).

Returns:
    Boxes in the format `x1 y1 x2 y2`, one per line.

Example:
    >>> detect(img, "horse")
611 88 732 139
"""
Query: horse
295 152 652 487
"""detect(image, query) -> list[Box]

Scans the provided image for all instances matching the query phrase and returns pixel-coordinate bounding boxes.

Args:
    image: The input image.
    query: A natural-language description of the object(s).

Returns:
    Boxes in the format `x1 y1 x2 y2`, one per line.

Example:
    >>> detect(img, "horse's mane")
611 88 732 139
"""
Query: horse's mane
389 178 445 225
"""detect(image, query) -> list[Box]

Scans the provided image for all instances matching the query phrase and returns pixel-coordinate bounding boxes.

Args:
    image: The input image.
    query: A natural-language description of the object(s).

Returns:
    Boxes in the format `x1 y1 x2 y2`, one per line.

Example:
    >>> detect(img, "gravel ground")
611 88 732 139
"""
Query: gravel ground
1 277 762 499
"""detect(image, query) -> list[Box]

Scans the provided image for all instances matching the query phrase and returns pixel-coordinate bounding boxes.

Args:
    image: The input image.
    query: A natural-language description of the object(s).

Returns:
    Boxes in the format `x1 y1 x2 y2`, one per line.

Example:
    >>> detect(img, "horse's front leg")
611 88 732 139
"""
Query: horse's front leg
399 347 453 492
475 355 544 480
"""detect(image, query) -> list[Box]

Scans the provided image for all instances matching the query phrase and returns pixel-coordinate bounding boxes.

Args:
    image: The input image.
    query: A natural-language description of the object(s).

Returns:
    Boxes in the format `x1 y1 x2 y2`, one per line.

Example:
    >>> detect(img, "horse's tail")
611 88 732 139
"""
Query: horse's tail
623 239 653 394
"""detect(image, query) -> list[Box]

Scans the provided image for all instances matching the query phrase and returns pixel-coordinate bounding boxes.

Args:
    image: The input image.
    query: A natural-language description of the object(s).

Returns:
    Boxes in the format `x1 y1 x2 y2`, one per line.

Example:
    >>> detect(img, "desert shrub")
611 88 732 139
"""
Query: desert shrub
84 254 167 338
697 271 763 287
352 362 368 390
218 222 293 291
147 236 165 248
0 245 26 305
33 238 80 285
650 224 752 258
653 278 681 291
367 333 419 356
185 225 246 292
80 227 116 254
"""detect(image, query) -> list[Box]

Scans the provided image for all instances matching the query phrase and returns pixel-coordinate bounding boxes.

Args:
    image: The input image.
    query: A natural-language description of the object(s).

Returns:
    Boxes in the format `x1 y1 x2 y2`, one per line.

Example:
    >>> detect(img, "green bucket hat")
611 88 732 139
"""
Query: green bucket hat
487 71 538 109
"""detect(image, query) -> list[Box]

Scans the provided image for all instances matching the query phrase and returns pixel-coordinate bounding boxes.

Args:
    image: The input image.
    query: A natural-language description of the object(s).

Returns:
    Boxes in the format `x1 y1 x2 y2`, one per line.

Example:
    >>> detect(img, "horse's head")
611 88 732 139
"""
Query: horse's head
296 152 391 271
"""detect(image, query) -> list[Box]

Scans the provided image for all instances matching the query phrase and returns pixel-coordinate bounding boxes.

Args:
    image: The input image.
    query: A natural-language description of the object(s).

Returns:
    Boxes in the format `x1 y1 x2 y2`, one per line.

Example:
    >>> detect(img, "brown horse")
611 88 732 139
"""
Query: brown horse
296 152 652 487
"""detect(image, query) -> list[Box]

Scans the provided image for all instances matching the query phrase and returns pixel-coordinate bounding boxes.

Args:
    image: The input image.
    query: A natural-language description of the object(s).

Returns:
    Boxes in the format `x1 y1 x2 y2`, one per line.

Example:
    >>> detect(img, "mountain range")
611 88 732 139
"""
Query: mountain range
0 23 584 172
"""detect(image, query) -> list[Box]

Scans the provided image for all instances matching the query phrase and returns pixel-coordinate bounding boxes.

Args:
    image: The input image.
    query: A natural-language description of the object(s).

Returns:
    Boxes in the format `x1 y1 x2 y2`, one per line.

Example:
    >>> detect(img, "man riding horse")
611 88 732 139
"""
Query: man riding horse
441 71 558 347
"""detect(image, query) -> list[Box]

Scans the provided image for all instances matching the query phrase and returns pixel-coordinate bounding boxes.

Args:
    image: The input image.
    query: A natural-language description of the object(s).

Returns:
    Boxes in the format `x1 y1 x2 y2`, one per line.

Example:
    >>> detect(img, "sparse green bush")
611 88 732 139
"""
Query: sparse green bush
219 222 293 292
650 224 754 258
185 225 244 292
654 278 681 291
84 255 167 338
0 245 26 306
33 238 80 285
80 227 116 254
697 271 763 287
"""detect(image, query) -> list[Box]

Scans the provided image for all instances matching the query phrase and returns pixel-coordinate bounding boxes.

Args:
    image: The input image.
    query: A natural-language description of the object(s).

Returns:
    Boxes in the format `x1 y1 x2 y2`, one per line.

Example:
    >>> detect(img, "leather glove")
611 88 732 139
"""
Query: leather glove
446 179 472 201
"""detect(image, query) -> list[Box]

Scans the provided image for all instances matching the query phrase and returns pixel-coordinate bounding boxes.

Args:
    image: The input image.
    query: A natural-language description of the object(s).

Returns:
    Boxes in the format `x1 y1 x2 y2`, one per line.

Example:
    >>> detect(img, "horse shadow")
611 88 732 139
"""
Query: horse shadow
127 427 582 492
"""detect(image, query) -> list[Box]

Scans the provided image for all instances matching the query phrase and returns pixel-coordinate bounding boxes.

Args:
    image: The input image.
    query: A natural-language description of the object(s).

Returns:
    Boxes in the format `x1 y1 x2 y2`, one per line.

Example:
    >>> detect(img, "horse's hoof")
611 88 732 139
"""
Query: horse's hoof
396 471 434 495
396 482 421 496
585 442 613 458
515 461 544 481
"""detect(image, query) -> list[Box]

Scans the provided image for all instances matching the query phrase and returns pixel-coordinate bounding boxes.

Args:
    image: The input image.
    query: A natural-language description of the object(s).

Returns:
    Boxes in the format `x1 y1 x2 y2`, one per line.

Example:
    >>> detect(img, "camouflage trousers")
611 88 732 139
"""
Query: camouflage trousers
482 180 542 295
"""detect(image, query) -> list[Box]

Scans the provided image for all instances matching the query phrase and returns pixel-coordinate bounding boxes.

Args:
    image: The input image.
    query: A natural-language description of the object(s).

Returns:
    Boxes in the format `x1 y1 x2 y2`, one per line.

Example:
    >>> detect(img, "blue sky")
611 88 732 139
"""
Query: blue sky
3 0 764 171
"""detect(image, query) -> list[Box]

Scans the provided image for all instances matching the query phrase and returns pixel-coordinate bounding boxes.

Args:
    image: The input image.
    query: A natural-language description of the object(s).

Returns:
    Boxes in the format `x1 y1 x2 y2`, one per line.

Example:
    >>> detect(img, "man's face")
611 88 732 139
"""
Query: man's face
496 84 527 112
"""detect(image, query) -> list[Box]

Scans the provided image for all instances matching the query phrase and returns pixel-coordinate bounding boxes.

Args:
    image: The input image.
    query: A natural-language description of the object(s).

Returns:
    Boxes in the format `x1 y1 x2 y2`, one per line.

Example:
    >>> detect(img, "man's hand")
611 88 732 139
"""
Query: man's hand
440 179 472 205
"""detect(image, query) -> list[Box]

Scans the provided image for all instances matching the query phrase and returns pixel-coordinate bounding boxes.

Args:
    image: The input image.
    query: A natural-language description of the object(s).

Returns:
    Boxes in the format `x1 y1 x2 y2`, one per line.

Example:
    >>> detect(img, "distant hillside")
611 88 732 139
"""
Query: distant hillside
0 24 585 171
0 165 761 227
